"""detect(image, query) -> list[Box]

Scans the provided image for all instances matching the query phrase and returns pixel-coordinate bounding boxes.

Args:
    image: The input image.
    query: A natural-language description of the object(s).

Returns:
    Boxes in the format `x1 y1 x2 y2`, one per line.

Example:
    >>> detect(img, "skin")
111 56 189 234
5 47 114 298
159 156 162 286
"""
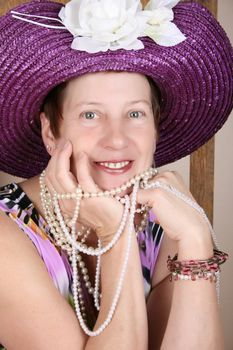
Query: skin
41 72 156 238
44 72 156 189
0 72 224 349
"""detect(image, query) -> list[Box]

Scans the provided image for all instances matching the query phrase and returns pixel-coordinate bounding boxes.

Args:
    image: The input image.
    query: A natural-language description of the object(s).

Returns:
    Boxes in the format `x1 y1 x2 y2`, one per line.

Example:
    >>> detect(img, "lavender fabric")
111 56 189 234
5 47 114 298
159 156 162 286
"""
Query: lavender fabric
0 182 164 328
0 1 232 178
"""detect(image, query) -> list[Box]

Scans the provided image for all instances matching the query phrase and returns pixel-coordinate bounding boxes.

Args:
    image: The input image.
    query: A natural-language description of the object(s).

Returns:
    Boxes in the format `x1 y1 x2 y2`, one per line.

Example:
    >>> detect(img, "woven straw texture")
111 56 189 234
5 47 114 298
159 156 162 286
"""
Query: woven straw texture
0 0 232 178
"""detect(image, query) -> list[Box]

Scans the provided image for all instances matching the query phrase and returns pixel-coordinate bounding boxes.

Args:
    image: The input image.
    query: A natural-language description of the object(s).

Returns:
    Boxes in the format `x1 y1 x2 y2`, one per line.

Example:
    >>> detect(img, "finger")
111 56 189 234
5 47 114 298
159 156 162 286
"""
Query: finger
47 139 77 194
75 151 98 193
45 138 67 192
54 140 77 192
136 188 155 208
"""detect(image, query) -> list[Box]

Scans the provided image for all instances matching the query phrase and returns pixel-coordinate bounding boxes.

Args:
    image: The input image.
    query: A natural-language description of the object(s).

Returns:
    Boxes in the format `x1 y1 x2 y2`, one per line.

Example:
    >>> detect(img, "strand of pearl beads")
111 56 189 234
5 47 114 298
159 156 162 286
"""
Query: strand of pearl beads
56 167 157 200
72 184 138 336
52 167 156 257
39 173 97 320
53 193 130 257
94 239 102 311
39 175 93 321
40 170 147 315
53 185 130 318
71 197 100 303
40 167 156 323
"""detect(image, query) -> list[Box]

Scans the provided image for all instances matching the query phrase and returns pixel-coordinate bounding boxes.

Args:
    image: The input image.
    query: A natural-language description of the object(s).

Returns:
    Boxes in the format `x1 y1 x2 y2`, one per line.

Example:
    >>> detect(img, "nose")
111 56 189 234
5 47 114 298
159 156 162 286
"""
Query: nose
101 119 129 150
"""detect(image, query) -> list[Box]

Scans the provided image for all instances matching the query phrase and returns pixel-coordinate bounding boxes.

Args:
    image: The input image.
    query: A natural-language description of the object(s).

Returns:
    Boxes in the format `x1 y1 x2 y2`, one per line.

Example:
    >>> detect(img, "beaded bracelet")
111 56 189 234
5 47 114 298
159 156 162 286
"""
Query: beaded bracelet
167 249 228 282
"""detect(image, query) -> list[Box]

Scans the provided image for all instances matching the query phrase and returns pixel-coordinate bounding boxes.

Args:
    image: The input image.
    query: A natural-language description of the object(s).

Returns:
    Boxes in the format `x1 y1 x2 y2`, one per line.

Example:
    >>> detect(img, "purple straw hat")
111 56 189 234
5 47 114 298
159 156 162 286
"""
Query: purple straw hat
0 0 232 178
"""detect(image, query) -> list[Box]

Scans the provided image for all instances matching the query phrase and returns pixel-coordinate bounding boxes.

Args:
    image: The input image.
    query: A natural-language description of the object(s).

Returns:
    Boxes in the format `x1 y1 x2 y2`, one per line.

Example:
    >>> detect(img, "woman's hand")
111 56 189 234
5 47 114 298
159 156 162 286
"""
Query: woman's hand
137 171 213 247
45 139 126 243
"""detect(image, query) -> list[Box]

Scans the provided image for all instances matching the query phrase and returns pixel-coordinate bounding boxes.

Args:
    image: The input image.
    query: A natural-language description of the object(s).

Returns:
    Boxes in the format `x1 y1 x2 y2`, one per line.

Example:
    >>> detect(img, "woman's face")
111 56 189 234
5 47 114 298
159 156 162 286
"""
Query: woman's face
49 72 157 190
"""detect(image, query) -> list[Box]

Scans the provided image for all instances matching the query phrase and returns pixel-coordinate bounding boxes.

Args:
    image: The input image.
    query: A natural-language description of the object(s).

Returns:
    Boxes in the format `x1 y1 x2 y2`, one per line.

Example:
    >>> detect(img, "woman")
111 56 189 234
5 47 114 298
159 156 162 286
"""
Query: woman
0 0 232 349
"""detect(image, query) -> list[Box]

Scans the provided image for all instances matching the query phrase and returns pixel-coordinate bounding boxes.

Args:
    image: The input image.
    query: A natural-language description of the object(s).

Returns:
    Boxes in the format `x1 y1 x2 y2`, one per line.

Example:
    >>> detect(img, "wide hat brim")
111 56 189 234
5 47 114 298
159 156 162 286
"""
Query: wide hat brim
0 0 232 178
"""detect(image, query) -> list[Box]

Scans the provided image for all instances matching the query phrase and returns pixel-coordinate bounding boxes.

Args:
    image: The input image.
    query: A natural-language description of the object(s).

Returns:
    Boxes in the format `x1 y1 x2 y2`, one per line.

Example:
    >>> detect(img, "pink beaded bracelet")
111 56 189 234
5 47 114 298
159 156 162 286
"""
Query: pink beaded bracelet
167 249 228 282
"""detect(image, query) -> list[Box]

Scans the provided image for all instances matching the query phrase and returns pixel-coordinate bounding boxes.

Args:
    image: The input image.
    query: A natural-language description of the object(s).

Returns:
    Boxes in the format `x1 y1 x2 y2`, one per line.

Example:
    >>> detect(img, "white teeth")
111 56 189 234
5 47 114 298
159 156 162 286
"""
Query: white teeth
99 161 130 169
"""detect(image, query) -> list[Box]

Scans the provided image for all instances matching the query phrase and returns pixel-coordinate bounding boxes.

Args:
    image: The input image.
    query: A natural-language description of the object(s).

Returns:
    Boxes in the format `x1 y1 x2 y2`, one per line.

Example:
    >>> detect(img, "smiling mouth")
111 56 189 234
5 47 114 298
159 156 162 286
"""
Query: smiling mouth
94 160 133 173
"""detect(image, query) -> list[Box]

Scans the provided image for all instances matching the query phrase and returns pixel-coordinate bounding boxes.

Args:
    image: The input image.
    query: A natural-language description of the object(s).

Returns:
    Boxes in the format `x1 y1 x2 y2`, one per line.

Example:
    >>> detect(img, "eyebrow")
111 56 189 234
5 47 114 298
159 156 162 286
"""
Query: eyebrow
74 99 152 107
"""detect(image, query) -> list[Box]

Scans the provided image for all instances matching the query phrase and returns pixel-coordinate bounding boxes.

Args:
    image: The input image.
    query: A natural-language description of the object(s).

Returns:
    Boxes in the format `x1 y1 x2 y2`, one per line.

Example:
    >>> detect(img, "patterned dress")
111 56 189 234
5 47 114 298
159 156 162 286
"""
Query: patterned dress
0 182 164 349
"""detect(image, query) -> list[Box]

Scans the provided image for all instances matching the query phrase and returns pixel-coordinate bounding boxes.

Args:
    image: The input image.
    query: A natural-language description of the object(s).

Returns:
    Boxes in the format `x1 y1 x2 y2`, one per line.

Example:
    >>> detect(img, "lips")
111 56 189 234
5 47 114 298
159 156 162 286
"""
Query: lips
94 160 133 173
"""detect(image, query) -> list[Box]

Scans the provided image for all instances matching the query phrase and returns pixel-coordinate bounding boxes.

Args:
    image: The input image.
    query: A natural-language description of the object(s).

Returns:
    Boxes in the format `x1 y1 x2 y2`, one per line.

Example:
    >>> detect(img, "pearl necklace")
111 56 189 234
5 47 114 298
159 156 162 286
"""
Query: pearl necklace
40 166 221 335
40 166 156 256
40 167 156 332
72 184 138 336
54 167 157 200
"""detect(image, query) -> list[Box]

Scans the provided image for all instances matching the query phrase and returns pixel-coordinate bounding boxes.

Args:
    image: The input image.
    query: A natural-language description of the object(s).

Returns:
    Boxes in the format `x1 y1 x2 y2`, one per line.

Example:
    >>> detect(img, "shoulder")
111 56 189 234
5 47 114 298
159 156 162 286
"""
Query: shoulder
0 209 84 348
0 209 47 289
0 210 47 321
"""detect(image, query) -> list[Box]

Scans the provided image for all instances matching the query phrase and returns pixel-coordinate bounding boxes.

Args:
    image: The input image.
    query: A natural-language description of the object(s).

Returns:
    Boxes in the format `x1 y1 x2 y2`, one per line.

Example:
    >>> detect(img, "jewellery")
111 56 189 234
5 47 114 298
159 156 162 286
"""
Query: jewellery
141 179 224 301
40 167 226 329
167 249 228 282
39 174 98 323
46 144 51 152
55 167 157 200
40 166 156 335
72 185 138 336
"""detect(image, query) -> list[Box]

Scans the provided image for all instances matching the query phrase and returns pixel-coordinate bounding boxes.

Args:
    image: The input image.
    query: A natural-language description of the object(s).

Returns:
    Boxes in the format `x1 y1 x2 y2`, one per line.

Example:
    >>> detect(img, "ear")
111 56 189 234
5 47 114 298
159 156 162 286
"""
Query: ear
40 112 56 155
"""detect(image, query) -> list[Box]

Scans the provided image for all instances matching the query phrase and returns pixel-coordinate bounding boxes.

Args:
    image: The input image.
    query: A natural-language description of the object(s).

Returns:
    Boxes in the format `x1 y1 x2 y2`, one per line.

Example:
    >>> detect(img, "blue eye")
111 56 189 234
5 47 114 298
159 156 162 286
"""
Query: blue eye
130 111 142 118
83 111 96 119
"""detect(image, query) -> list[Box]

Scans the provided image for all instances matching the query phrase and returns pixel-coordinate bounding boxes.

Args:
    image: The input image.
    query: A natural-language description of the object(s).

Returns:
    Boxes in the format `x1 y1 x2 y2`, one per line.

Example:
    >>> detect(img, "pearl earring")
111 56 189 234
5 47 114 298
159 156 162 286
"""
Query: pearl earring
46 144 51 152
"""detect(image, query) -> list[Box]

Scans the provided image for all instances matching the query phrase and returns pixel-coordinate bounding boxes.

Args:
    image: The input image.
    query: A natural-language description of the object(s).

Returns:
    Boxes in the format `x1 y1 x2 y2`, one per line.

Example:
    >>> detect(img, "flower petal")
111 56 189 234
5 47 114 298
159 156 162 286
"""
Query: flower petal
117 38 144 50
145 0 180 10
79 1 93 30
59 0 82 29
71 36 110 53
148 7 174 25
60 0 185 53
126 0 142 16
111 38 144 51
146 21 186 46
102 0 122 19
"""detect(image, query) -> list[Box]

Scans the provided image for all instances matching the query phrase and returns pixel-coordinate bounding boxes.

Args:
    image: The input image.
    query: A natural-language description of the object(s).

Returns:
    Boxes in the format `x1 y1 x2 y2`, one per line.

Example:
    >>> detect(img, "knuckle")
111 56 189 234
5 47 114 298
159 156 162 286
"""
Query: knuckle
159 170 181 182
165 170 176 178
157 170 171 180
56 170 64 182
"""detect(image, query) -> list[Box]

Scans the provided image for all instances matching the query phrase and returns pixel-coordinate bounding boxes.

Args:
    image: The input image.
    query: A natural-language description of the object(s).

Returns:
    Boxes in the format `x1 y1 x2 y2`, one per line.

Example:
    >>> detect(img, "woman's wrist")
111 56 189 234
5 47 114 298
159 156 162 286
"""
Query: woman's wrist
177 231 214 260
98 218 132 247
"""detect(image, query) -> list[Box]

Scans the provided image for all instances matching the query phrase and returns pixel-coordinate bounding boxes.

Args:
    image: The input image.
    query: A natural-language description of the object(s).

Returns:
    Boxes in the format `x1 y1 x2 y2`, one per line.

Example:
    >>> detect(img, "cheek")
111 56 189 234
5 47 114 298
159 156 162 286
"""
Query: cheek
140 126 156 152
69 131 100 175
61 123 98 152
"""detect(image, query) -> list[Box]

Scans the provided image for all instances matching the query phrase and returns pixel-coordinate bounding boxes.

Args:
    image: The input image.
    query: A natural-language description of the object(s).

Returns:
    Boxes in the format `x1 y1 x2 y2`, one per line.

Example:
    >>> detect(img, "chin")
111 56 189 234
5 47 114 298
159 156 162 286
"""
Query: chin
94 177 129 191
93 166 149 193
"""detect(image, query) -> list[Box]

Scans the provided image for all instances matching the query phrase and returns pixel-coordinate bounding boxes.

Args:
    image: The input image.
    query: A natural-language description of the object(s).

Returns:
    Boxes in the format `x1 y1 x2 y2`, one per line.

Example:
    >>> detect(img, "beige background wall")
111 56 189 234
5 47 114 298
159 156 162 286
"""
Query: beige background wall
0 0 232 348
214 1 233 348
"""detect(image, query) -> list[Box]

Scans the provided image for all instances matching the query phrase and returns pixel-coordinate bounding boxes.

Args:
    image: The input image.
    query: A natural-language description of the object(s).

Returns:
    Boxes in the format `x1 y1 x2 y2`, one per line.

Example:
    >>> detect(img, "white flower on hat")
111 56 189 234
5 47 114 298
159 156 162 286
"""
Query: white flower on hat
58 0 148 53
143 0 186 46
12 0 186 53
